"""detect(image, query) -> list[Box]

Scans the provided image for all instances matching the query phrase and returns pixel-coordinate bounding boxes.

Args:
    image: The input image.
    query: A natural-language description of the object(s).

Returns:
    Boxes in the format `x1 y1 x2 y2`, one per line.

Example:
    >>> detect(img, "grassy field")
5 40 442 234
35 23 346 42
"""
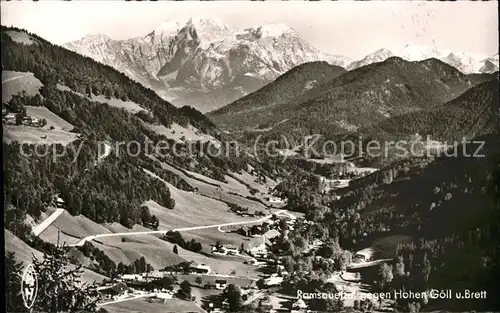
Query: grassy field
176 274 255 288
154 161 268 211
103 298 205 313
143 170 248 227
91 94 150 114
3 125 78 145
4 30 37 45
5 229 106 283
37 210 259 276
148 122 219 145
228 168 278 194
144 184 245 227
25 106 75 131
2 70 43 103
39 213 187 269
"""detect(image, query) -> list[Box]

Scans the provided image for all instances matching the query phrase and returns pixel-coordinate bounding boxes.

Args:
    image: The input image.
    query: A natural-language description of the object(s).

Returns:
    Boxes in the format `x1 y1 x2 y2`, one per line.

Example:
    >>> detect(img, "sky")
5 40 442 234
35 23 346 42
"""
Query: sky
1 1 498 59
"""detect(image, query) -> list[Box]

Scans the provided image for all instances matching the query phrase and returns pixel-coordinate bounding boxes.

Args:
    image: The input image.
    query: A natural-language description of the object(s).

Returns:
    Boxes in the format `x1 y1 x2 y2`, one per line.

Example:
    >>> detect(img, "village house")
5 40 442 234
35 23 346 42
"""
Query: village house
222 244 239 255
4 112 17 124
265 196 286 204
264 273 284 286
99 282 128 299
119 274 144 282
145 270 165 279
189 263 211 274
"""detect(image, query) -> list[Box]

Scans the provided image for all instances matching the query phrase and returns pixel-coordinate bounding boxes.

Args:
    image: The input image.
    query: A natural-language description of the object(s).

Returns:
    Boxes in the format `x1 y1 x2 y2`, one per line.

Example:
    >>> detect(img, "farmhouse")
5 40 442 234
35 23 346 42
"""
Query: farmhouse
265 273 283 286
4 112 16 124
265 196 286 204
222 244 239 255
189 263 211 274
99 282 128 296
120 274 144 281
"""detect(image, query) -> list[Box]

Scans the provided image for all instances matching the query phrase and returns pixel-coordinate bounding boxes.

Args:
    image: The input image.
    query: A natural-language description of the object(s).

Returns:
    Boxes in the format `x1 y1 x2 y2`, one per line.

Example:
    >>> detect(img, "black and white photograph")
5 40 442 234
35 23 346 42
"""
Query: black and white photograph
1 1 499 312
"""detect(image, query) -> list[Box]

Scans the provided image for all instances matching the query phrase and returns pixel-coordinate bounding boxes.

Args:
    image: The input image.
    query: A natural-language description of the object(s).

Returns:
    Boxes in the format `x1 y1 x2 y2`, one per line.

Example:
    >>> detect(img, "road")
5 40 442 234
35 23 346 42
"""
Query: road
1 73 30 84
70 210 292 247
97 294 152 306
32 208 65 236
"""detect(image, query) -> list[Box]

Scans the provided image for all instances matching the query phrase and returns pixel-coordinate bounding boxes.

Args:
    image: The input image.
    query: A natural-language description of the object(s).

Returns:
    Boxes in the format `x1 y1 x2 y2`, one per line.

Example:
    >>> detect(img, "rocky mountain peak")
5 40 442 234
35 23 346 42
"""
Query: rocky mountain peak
248 23 295 39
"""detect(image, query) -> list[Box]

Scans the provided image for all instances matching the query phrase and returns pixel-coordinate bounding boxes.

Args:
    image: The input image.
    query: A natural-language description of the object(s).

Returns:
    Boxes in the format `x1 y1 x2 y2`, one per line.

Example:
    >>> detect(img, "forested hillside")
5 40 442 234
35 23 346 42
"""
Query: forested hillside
1 27 265 248
1 26 214 131
210 61 346 128
367 77 499 141
211 57 494 140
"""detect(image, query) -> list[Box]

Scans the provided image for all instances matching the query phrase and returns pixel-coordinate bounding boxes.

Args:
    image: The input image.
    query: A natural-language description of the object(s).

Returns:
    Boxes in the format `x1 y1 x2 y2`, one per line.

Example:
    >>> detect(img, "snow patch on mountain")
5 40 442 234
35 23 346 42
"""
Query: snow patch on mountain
348 48 394 70
248 23 295 38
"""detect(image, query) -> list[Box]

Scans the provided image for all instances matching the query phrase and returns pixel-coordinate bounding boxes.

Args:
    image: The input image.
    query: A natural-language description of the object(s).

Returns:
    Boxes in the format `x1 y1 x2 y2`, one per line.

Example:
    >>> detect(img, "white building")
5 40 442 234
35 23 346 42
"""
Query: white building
120 274 143 281
190 263 211 274
145 271 164 279
265 274 283 286
154 291 173 300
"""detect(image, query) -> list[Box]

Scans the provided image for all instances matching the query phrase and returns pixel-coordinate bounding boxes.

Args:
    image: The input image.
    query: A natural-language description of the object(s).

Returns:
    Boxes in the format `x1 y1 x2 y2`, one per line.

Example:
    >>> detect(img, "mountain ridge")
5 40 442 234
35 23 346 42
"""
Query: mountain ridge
209 56 496 140
64 17 350 113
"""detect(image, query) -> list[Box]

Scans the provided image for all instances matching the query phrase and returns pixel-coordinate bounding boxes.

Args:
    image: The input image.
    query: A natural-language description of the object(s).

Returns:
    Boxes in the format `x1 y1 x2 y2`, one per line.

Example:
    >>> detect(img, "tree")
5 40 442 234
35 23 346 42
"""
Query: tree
173 245 179 255
379 263 394 288
394 258 405 277
309 282 343 312
256 278 267 290
195 277 203 285
31 243 100 312
5 251 26 313
224 284 243 312
318 240 341 259
177 281 192 300
337 250 352 271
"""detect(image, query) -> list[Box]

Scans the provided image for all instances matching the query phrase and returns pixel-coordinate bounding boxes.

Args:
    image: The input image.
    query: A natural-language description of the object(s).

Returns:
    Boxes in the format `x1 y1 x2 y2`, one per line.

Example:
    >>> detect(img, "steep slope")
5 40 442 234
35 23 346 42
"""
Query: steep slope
2 26 221 246
211 57 494 137
479 53 500 74
2 26 286 282
64 17 351 112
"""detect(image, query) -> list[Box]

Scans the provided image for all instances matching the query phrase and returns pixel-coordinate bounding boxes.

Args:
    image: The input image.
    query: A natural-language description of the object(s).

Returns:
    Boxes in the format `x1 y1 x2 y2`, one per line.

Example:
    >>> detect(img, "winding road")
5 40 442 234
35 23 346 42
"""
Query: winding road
69 210 292 247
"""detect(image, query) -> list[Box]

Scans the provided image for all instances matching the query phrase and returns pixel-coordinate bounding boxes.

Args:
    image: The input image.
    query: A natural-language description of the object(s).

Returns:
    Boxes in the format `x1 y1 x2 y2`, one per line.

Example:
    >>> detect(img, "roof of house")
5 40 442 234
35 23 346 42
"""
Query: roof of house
263 229 280 239
293 298 307 309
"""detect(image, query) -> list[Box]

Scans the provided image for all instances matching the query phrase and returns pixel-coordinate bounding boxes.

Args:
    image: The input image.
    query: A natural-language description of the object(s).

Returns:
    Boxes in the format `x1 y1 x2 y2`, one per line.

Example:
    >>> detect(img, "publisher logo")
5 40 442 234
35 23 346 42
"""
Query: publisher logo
21 263 38 309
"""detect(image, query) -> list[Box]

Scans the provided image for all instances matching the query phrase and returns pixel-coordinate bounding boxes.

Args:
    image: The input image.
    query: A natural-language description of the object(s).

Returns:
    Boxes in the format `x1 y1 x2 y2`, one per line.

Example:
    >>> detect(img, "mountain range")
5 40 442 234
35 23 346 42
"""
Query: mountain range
64 16 499 113
209 57 496 139
348 45 499 75
64 16 350 113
